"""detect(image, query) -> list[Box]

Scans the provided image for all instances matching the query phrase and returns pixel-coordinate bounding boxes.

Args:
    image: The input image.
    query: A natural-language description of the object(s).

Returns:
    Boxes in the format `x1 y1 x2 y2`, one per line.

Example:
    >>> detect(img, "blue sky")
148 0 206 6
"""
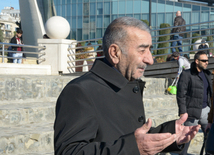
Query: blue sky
0 0 19 12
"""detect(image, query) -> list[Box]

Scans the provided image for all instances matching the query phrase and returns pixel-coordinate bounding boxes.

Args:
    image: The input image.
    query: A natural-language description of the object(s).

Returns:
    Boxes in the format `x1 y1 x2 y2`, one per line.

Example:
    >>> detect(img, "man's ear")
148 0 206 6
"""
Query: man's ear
195 59 199 65
108 44 121 65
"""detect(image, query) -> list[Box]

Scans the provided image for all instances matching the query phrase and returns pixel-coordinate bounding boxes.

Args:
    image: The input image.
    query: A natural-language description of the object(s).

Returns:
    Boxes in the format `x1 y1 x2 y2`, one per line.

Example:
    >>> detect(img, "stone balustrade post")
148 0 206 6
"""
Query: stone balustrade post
38 39 77 75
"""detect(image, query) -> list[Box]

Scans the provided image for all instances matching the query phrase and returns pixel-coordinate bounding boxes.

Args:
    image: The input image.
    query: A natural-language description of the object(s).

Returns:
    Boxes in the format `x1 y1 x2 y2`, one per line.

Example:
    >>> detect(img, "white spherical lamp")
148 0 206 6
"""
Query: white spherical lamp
45 16 70 39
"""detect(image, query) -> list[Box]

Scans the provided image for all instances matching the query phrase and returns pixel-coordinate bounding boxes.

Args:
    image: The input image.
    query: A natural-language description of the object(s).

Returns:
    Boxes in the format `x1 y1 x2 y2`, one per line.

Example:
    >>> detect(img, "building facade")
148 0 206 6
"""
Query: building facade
0 7 20 43
52 0 214 41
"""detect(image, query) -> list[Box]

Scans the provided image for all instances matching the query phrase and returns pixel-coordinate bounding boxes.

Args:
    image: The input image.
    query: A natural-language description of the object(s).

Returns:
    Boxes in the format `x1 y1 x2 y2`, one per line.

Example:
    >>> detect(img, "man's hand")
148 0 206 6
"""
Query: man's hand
135 118 176 155
175 113 200 145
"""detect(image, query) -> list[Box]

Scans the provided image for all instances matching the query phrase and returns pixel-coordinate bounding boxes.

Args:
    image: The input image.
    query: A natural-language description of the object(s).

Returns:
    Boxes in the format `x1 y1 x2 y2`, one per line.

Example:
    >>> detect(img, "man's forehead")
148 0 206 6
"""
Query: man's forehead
199 54 208 58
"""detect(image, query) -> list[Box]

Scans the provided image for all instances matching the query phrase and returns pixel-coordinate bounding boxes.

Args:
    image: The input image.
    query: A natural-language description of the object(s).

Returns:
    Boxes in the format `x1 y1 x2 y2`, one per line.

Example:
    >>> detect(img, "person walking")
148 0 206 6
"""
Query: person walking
10 29 24 63
171 11 186 55
177 51 212 155
54 17 200 155
172 52 190 79
199 39 210 57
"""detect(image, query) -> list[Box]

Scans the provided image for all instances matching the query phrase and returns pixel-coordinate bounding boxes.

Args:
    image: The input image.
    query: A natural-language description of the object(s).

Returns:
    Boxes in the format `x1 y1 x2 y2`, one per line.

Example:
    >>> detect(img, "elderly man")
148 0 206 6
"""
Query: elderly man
54 17 200 155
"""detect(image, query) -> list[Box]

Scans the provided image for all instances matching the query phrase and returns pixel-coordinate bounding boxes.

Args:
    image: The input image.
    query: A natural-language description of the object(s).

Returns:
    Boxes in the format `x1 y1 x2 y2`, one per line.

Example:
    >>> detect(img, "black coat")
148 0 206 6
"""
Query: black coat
10 36 23 51
177 62 212 119
54 58 182 155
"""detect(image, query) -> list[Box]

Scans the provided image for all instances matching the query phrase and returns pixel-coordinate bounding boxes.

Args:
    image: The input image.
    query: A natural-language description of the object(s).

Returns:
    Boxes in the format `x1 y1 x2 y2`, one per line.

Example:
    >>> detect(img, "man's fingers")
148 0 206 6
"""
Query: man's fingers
145 133 173 141
177 125 201 145
176 113 188 125
154 134 176 151
141 133 176 154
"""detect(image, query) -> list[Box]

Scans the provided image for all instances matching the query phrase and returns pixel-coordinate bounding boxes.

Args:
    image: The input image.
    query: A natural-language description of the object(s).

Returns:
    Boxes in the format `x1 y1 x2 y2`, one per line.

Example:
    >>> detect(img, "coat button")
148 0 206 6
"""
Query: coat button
133 86 139 93
138 116 144 122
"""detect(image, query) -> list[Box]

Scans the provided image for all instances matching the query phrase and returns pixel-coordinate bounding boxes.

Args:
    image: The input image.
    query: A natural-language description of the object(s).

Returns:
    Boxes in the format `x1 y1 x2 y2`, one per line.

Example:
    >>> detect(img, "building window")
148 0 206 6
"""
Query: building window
142 0 149 13
90 3 96 15
78 3 83 16
112 1 118 14
97 2 103 15
83 3 89 16
104 2 110 15
134 1 141 14
72 4 76 16
126 1 133 14
104 15 110 27
97 15 103 28
119 1 125 14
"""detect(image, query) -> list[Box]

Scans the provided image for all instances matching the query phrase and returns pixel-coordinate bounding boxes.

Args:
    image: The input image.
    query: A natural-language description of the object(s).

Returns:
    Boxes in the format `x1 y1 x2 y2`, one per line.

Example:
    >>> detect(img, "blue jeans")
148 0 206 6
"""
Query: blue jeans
171 35 183 53
12 53 23 64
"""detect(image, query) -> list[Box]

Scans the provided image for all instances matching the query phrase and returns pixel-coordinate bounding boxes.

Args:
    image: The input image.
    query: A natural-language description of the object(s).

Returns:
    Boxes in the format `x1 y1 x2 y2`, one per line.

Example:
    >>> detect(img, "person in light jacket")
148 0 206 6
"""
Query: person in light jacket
172 51 190 79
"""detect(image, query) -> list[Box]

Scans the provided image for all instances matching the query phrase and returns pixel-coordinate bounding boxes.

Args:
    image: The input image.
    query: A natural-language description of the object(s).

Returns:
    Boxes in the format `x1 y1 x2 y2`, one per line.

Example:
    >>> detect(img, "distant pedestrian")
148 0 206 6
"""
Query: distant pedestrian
199 39 209 57
10 29 24 64
172 52 190 79
96 45 103 57
171 11 186 55
166 54 172 61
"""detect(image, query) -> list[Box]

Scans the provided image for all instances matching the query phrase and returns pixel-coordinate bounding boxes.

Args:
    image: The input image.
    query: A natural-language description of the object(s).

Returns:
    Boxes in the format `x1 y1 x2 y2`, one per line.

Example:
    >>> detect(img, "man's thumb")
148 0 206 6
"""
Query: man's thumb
177 113 188 125
140 118 152 134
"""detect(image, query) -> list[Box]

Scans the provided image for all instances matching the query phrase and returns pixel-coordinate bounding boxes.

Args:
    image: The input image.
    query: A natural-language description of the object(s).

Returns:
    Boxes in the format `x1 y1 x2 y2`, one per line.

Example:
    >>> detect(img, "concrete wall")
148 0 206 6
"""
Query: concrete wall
0 63 51 75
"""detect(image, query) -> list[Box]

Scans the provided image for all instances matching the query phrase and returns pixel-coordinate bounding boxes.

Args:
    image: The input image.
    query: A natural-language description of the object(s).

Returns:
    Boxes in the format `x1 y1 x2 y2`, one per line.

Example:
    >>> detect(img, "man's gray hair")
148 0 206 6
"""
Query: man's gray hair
102 17 151 58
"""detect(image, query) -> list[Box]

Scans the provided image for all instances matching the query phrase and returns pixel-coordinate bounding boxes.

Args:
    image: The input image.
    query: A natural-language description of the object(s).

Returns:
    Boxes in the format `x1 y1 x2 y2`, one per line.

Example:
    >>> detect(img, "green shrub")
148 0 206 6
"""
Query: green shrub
97 40 102 44
157 23 171 61
141 19 149 26
206 35 214 55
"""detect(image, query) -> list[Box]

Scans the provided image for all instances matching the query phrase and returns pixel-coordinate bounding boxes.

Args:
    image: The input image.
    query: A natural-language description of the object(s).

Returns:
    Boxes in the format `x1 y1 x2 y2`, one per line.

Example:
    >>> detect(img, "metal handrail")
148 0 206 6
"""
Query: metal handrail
0 42 46 63
153 33 214 45
67 20 214 73
70 38 102 44
152 27 214 39
152 40 214 51
0 42 46 49
152 20 214 32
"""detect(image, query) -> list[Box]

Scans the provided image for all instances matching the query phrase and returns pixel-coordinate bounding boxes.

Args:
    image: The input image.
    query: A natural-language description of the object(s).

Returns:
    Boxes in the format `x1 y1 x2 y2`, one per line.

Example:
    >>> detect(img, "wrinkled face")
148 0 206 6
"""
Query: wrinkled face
196 54 208 71
16 33 22 38
117 27 153 81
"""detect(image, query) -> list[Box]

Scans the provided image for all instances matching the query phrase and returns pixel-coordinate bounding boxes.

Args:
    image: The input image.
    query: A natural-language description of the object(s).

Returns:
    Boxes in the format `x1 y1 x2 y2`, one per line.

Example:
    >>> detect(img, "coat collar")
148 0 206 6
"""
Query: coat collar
90 58 145 89
90 58 129 89
190 62 211 76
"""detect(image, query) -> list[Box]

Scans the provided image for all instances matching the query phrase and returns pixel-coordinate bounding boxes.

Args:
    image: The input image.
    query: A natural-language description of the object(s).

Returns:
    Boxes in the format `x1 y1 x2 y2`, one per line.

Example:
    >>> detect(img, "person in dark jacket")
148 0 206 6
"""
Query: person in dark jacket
198 39 209 57
171 11 186 54
54 17 200 155
177 51 212 155
9 29 24 63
